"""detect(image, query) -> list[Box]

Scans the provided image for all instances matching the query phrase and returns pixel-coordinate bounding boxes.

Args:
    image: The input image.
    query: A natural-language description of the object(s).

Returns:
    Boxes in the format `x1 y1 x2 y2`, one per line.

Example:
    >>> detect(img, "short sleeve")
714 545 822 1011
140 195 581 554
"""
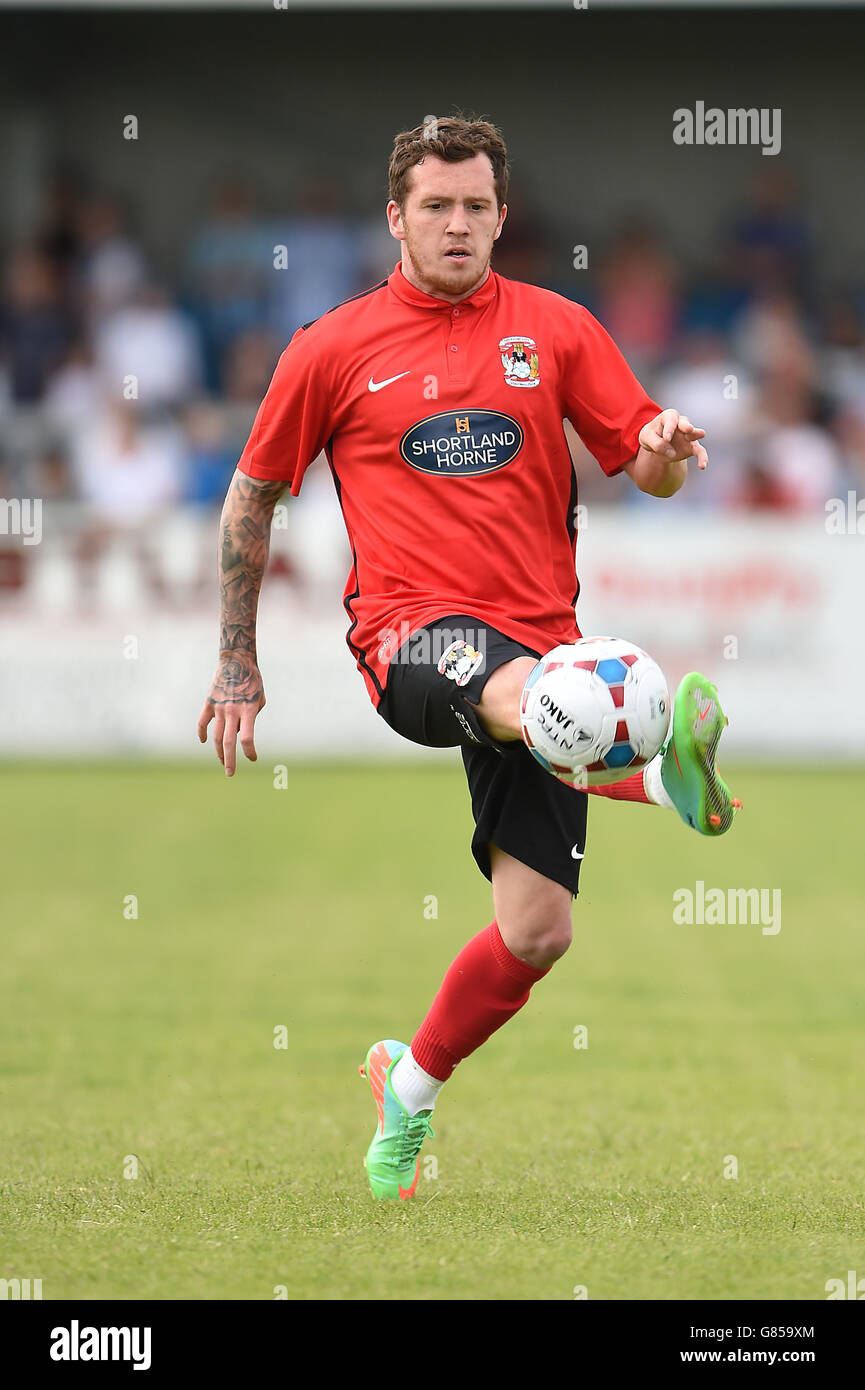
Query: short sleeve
237 325 334 494
559 305 660 477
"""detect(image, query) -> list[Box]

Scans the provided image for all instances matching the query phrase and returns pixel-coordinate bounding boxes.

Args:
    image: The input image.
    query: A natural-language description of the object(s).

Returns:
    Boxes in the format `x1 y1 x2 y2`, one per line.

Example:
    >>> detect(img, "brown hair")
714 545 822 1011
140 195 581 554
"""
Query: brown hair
388 114 509 211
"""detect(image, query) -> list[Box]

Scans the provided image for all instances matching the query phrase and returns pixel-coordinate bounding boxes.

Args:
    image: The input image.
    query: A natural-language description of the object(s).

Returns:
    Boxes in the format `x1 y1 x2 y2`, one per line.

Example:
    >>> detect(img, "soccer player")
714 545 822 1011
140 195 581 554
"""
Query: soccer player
198 116 740 1201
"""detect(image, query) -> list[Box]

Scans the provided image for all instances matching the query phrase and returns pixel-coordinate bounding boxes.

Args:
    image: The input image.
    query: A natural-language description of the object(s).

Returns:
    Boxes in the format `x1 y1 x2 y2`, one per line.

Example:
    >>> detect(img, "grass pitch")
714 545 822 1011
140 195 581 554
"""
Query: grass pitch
1 760 863 1300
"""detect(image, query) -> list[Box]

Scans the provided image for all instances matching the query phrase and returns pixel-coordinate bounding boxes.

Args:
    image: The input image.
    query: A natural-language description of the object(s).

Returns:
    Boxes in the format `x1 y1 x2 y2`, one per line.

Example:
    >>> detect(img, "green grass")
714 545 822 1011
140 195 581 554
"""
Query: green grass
1 760 864 1300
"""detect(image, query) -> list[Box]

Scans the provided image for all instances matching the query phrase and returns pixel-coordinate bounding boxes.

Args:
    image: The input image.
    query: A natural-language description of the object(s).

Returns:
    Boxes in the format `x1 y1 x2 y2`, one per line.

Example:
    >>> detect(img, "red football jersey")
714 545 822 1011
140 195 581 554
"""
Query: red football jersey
238 261 660 705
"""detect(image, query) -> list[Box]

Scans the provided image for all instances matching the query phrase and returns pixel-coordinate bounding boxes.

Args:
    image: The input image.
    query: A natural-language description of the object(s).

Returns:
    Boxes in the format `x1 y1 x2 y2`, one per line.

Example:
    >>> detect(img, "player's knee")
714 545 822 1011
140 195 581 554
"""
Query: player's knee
475 656 537 742
500 900 573 969
528 910 573 965
492 846 576 967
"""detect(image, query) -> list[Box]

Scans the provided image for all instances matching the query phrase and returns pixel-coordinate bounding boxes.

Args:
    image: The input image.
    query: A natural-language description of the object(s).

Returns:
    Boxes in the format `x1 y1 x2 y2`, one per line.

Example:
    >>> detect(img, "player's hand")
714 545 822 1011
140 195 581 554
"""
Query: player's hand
197 653 266 777
639 409 708 470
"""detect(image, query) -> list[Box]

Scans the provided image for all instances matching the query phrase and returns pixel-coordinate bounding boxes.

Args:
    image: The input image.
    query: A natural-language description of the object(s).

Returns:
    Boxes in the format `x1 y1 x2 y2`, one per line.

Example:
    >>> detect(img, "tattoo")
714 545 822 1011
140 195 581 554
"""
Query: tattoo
210 470 288 704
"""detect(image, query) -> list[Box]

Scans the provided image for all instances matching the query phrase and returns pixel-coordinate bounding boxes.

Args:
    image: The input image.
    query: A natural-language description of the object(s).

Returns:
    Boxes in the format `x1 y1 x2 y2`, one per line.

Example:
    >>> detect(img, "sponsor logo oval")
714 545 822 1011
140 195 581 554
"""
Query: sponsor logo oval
399 409 523 477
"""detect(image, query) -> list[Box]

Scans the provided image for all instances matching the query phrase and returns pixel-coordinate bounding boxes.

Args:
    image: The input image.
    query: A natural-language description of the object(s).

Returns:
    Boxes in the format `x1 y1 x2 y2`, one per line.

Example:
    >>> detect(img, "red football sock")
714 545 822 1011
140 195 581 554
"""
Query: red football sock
585 770 651 803
411 920 550 1082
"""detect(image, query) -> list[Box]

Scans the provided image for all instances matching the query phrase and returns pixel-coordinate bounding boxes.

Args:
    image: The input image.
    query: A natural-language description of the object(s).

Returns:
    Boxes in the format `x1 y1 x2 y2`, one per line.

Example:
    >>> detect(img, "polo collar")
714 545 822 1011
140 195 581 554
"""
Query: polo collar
387 260 498 311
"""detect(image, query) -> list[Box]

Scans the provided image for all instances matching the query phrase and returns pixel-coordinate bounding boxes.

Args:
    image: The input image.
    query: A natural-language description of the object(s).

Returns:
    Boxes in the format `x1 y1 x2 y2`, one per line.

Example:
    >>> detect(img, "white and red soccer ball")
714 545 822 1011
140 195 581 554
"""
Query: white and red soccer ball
519 637 670 787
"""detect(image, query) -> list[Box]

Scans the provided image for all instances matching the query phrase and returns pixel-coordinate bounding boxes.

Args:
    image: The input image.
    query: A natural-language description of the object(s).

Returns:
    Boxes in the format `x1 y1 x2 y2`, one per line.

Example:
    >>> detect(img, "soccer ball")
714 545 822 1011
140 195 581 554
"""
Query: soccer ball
519 637 670 787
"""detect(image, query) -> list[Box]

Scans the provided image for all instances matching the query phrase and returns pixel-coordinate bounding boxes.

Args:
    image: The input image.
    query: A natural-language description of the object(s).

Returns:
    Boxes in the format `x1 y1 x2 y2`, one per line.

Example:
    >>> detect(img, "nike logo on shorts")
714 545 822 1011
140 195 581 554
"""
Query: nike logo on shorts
571 845 585 860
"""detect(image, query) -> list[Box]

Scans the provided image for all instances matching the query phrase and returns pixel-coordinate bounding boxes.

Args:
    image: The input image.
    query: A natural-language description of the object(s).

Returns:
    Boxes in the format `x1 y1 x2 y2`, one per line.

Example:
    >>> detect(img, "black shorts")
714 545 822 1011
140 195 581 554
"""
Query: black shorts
377 614 588 895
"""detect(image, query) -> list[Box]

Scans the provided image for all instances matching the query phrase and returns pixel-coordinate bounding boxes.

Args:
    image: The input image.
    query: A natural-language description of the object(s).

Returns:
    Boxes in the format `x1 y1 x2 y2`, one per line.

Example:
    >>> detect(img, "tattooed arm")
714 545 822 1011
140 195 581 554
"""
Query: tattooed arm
197 469 290 775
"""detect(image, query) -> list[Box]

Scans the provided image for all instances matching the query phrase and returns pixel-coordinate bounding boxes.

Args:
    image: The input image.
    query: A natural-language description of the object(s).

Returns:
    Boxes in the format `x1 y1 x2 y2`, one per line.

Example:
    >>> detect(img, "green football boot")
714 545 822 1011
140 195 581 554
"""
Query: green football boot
358 1039 434 1200
660 672 741 835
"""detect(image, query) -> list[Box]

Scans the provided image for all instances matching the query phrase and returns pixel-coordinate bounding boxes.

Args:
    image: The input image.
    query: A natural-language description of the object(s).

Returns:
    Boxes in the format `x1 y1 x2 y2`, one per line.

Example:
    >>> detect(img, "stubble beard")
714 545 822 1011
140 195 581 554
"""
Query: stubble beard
402 224 493 301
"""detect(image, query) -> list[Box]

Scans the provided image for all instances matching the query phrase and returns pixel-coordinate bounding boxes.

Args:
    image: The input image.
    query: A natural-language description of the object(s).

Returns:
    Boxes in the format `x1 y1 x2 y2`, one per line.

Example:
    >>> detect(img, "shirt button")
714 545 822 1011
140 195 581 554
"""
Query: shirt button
453 309 460 316
450 345 458 352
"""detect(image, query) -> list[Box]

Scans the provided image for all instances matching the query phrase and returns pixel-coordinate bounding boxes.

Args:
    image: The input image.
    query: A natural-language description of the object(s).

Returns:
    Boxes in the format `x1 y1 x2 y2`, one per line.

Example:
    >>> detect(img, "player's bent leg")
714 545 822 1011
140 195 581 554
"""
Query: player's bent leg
507 646 742 837
490 844 573 969
585 673 742 835
471 656 536 743
658 672 741 834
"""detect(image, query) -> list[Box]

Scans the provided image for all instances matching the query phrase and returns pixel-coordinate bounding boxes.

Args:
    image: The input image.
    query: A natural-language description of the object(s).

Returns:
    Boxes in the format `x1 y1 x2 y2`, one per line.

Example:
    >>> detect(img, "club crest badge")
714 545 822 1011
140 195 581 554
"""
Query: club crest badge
437 640 484 687
499 335 540 388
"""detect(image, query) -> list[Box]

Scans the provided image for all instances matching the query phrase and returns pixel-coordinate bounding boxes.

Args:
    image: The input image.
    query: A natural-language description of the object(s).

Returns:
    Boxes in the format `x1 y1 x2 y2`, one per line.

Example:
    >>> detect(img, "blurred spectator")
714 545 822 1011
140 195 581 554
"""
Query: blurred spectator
820 294 865 419
832 410 865 489
737 372 844 510
726 167 813 300
268 178 364 343
0 247 72 402
652 330 757 508
222 326 280 405
357 212 400 285
44 339 103 440
95 283 202 410
32 444 73 501
37 165 88 281
71 401 184 599
595 218 679 376
488 182 552 287
185 177 273 391
182 400 238 507
74 193 147 328
679 247 751 337
732 288 817 386
71 400 183 523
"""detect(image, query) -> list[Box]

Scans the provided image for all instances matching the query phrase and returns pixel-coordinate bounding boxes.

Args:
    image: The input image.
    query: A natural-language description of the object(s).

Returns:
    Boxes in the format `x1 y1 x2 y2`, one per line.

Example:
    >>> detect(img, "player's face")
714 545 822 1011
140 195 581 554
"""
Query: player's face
387 152 507 302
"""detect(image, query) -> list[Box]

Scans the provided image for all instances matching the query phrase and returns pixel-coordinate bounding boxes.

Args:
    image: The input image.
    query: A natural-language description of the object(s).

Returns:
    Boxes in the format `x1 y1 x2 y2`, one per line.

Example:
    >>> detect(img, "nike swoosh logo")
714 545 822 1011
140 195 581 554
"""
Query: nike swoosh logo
698 701 713 721
366 1042 390 1134
399 1158 421 1200
368 371 410 392
571 845 585 860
